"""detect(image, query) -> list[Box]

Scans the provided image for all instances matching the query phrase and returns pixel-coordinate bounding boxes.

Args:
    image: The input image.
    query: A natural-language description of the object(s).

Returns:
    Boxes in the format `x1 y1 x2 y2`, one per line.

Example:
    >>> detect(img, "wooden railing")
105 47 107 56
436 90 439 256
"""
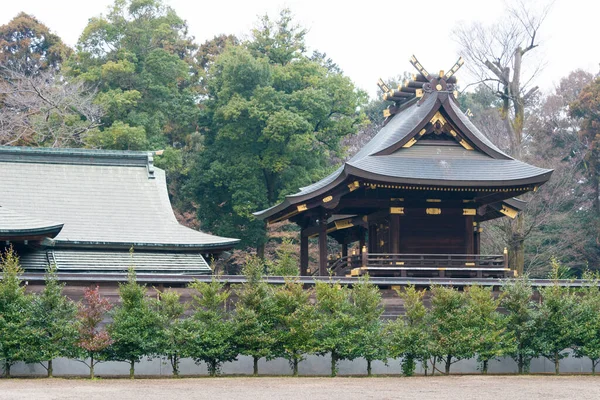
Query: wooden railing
321 252 511 278
367 253 506 268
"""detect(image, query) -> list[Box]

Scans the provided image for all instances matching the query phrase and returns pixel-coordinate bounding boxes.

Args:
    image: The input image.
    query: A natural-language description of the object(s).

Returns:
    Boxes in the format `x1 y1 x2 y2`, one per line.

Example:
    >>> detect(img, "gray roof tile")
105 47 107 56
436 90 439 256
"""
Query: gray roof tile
0 146 239 250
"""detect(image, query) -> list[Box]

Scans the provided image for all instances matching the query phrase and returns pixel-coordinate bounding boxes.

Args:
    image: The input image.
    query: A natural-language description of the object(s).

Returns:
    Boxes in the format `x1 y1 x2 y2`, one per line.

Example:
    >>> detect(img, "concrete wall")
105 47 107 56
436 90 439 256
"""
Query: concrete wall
8 351 595 377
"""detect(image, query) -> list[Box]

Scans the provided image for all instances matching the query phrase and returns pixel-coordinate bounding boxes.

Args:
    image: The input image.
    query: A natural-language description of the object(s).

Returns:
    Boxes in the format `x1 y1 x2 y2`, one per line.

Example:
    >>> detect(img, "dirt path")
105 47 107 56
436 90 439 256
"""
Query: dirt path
1 376 599 400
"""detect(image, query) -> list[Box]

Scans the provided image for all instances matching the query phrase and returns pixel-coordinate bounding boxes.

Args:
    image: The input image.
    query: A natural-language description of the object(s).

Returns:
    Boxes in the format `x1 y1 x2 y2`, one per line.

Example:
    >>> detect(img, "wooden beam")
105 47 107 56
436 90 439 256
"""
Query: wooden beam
300 231 309 276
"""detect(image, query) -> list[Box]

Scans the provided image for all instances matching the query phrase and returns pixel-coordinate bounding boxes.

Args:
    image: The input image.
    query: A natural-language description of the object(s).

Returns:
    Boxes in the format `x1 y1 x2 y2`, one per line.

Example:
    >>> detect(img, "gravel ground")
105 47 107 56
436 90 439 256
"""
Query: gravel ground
1 376 600 400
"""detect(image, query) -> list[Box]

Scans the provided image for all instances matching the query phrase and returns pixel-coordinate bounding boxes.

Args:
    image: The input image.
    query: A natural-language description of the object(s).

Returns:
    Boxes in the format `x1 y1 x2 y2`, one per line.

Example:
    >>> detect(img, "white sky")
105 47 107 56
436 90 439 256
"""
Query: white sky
1 0 598 98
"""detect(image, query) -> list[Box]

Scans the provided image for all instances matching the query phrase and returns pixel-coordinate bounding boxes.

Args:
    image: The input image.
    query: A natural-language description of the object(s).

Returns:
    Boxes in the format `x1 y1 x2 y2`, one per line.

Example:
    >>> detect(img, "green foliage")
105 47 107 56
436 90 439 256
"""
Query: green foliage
314 279 356 376
183 278 238 376
85 121 147 150
0 247 37 378
190 9 367 248
156 290 187 376
500 276 542 374
69 0 201 148
465 285 514 374
267 238 299 276
387 285 430 376
233 257 277 375
29 264 78 377
349 276 386 376
108 268 163 378
574 271 600 374
428 285 473 375
537 258 579 374
271 279 317 375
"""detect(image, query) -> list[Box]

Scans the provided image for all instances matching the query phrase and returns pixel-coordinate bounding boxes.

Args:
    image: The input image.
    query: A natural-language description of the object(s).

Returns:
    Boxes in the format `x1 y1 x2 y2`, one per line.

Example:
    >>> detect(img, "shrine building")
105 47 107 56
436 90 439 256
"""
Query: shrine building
255 57 553 278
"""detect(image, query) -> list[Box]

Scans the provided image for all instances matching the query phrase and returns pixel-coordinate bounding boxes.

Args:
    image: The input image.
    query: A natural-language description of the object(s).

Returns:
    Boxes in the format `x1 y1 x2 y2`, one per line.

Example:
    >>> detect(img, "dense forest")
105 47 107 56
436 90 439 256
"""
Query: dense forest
0 0 599 277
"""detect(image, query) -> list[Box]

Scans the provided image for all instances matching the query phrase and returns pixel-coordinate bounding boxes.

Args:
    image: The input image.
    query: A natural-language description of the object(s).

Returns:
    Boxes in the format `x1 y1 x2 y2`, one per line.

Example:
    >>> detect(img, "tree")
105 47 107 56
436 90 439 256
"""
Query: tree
387 285 431 376
474 70 596 277
156 289 187 377
0 68 104 147
349 276 386 376
183 278 238 376
75 285 113 379
537 258 578 374
465 285 513 374
233 257 277 375
68 0 201 149
500 276 542 373
266 238 299 276
0 247 37 378
314 279 356 377
574 272 600 374
570 76 600 217
29 264 78 378
190 9 367 251
272 279 317 376
428 285 473 375
453 0 553 275
107 268 162 379
0 12 71 75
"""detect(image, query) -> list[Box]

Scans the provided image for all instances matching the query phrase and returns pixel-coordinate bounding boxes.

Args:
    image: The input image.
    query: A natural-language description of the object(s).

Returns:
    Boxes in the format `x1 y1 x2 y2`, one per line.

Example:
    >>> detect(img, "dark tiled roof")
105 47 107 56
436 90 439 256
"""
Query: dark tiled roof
19 249 211 275
348 148 551 186
0 146 239 250
255 91 553 220
0 207 63 236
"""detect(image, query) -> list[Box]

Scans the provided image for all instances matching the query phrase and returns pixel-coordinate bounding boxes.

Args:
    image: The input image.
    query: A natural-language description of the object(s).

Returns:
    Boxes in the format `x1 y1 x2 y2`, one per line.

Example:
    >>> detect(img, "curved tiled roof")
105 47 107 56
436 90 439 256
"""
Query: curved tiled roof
0 207 63 237
0 146 239 250
255 91 553 220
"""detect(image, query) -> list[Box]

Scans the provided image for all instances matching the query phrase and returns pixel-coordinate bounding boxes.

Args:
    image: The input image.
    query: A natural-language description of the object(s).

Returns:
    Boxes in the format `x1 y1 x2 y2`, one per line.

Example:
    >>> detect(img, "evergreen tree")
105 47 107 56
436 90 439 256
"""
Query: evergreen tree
349 276 386 376
29 264 78 377
190 9 367 251
272 279 317 376
501 276 542 374
387 285 431 376
233 257 277 375
428 285 473 375
465 285 514 374
156 290 187 377
183 278 238 376
538 259 578 374
0 247 36 378
574 272 600 374
68 0 201 149
314 279 355 377
107 268 163 378
0 12 71 75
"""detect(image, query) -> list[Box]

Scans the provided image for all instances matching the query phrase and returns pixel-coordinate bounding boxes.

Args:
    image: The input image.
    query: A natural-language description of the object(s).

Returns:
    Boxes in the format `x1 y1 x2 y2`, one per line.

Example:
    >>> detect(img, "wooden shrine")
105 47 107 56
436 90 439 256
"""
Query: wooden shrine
254 56 552 278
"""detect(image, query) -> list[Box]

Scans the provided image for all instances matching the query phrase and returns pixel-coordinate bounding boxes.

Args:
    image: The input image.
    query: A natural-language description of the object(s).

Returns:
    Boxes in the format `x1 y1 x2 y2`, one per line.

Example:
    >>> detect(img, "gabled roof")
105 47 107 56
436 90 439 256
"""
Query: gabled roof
0 146 239 251
255 89 552 220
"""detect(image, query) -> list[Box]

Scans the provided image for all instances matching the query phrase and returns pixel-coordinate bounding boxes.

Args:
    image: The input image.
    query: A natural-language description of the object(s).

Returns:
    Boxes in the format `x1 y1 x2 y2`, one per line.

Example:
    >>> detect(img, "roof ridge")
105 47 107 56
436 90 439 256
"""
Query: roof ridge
0 146 153 168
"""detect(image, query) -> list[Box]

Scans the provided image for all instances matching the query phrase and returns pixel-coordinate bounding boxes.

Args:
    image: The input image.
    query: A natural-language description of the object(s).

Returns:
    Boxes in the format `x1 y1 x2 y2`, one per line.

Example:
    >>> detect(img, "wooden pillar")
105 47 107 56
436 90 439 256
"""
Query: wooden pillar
300 230 309 276
318 209 328 276
360 228 367 254
390 214 400 254
341 242 348 258
474 222 481 255
465 215 474 255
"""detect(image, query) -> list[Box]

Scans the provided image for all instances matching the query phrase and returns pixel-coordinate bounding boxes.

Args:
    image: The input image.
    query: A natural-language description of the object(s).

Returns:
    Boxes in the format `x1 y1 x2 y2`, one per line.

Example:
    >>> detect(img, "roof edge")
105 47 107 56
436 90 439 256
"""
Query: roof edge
0 146 153 168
